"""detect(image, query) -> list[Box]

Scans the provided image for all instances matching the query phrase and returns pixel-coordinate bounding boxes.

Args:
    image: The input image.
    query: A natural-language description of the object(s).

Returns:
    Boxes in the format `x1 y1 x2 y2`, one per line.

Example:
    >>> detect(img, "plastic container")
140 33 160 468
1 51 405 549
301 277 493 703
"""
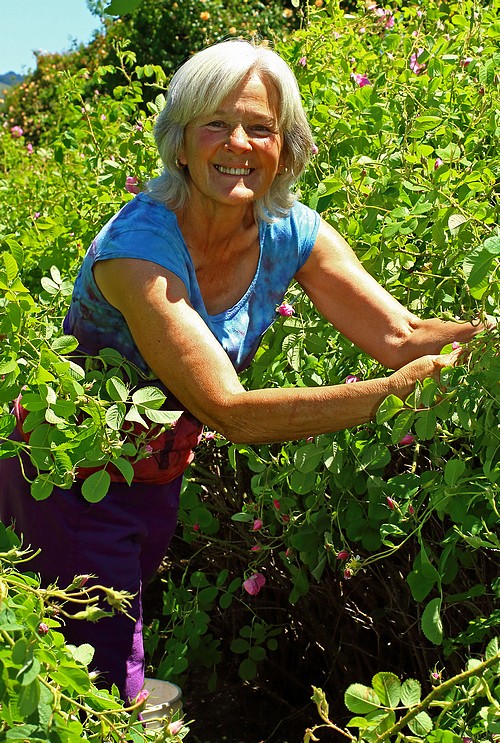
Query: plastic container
142 677 183 729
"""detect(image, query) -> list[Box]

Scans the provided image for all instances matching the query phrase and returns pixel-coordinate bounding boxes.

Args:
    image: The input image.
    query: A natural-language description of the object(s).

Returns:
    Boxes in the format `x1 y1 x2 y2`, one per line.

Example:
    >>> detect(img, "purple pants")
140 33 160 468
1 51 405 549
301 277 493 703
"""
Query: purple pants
0 435 182 703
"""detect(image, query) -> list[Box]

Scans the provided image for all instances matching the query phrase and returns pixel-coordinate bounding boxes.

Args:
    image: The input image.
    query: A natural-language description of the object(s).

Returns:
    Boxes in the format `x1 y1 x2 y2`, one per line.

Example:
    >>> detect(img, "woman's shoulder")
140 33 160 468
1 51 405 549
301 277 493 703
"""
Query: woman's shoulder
105 192 177 237
84 193 191 284
265 200 320 237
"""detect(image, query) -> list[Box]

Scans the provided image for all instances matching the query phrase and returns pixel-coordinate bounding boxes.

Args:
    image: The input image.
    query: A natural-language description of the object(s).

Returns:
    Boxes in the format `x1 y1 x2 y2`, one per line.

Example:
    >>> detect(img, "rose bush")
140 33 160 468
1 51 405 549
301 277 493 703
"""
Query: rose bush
0 0 499 739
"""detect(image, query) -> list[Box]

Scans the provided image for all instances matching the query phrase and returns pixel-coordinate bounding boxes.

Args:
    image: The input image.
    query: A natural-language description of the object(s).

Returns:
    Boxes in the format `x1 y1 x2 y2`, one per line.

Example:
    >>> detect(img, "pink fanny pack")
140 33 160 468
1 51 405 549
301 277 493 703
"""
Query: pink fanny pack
14 394 203 485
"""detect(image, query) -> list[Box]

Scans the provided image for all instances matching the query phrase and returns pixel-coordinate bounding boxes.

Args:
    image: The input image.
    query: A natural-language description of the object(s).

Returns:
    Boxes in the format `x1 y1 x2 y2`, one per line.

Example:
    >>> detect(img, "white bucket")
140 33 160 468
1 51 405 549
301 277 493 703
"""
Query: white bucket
142 677 183 729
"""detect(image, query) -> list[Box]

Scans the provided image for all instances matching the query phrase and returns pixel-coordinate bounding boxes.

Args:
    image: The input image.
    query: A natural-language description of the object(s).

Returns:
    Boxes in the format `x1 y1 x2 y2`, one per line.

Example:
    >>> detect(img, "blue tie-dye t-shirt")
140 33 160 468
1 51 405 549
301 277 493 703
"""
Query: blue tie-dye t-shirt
63 193 320 375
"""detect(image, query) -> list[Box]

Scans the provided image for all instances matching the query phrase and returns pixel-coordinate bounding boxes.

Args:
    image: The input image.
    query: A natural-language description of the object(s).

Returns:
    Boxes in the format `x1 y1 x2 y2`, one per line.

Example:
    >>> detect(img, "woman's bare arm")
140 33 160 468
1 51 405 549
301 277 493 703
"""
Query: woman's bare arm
296 219 487 369
94 258 459 444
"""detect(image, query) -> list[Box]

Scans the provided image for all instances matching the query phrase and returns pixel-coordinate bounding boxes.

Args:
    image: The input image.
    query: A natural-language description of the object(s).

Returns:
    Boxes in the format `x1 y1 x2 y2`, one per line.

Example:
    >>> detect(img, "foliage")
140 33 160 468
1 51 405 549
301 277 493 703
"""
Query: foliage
3 0 299 143
94 0 301 84
307 640 500 741
0 0 499 738
0 521 188 741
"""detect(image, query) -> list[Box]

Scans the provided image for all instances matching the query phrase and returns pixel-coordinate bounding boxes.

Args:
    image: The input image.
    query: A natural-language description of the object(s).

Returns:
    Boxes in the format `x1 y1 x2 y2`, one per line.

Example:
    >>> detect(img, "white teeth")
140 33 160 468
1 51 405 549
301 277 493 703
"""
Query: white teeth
215 165 252 175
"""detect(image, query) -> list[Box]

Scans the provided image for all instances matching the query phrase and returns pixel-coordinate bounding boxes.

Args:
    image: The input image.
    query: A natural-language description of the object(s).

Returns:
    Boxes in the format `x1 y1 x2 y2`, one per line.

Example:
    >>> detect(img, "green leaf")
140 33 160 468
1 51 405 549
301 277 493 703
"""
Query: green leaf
131 386 166 409
17 656 41 685
372 672 400 708
231 512 254 522
293 444 324 473
69 644 95 666
463 246 495 289
408 710 433 736
344 684 381 713
106 376 128 403
377 395 404 423
249 646 266 662
421 597 443 645
238 657 257 680
444 458 466 486
400 678 421 707
112 457 134 485
144 408 181 425
447 213 467 233
51 335 79 355
105 402 126 430
414 409 437 440
0 414 16 440
359 443 391 470
2 252 19 282
81 470 111 503
31 475 54 501
125 406 148 428
219 593 233 610
51 664 91 693
390 410 415 444
230 638 250 654
12 637 28 664
485 637 500 672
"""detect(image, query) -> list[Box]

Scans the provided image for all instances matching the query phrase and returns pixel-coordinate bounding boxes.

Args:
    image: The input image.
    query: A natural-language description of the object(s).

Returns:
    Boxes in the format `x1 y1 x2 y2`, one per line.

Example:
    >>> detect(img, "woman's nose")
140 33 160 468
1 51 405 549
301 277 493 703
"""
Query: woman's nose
226 124 251 151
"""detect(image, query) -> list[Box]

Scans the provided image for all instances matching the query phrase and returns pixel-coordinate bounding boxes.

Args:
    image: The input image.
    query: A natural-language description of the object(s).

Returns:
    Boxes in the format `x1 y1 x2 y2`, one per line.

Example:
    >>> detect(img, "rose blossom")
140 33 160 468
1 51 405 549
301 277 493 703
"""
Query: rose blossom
243 573 266 596
277 302 294 317
351 73 371 87
125 176 140 194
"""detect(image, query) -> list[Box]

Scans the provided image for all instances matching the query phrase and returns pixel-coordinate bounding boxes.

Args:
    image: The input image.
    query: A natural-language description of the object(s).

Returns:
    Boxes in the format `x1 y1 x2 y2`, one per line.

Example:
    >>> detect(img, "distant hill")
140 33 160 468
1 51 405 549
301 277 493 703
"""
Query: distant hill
0 72 24 90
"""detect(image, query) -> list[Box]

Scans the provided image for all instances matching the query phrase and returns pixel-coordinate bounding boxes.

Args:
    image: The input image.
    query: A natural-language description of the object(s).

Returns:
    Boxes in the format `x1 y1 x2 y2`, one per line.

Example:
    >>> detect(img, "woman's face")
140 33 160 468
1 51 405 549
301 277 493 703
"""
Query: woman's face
178 72 284 212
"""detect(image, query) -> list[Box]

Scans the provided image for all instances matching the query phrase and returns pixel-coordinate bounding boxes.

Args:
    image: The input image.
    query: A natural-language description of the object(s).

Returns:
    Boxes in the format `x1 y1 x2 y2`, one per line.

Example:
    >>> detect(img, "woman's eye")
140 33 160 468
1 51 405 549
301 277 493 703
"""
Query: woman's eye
206 121 225 129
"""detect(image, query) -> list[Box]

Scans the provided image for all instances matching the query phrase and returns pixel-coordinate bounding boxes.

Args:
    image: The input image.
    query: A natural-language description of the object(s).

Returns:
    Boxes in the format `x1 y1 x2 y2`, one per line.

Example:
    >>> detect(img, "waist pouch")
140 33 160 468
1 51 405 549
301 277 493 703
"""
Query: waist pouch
13 394 203 485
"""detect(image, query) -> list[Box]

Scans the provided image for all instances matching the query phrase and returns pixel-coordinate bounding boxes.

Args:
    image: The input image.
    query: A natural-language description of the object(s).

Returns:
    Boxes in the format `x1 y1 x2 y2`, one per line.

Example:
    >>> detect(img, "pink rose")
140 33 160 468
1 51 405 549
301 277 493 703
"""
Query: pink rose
398 433 415 446
168 720 184 735
125 176 140 194
10 125 23 138
251 519 263 531
409 49 426 74
135 689 149 706
277 302 294 317
336 550 349 560
345 374 361 383
351 73 371 87
434 158 444 170
243 573 266 596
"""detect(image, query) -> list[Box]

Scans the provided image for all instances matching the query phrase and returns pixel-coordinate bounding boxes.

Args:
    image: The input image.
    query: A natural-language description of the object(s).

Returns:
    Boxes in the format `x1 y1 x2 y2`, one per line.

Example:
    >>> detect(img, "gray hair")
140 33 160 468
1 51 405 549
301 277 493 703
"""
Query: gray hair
146 39 314 222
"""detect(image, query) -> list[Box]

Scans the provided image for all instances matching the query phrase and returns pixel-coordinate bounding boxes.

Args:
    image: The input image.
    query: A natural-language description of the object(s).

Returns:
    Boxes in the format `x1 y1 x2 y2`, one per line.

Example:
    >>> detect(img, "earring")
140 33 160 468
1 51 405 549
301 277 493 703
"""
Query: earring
175 158 185 170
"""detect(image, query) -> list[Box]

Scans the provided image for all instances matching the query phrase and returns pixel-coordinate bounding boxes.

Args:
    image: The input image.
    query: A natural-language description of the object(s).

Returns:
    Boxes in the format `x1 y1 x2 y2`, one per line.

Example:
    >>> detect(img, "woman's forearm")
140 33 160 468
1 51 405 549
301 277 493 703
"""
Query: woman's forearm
208 353 451 444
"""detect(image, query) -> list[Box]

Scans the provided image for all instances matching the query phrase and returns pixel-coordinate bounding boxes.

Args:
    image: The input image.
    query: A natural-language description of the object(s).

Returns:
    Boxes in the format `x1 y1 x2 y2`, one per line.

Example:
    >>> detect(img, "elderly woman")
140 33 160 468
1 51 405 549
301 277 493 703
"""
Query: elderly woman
0 39 487 705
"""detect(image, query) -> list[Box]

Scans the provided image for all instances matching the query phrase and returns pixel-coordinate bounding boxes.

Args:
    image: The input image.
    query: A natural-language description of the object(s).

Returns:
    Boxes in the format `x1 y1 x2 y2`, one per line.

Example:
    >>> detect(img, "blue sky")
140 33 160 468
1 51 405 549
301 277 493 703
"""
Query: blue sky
1 0 102 74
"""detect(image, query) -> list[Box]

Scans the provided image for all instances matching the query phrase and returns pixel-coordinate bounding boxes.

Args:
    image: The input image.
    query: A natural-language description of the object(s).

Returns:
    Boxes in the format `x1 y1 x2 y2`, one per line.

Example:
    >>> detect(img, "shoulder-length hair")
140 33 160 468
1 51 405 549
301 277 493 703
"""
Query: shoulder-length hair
146 39 314 222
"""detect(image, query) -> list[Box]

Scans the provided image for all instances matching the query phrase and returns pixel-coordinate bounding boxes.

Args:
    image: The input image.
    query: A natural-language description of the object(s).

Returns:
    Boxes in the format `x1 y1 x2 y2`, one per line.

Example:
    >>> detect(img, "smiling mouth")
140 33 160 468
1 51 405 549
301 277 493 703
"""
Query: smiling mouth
214 165 254 176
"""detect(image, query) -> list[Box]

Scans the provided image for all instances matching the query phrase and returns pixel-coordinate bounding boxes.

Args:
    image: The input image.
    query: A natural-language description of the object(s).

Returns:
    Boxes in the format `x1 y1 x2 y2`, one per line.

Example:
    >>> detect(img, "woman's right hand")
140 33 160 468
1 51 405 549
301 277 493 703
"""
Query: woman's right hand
389 347 463 397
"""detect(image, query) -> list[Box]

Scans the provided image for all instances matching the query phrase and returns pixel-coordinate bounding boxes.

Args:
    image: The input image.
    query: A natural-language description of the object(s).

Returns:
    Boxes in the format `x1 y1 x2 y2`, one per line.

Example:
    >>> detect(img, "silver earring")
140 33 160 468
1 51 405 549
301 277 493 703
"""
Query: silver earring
175 158 185 170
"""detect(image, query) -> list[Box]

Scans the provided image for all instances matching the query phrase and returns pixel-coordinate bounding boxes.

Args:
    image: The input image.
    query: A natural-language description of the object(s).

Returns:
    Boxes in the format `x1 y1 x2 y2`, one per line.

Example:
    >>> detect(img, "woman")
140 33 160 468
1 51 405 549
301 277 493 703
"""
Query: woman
0 39 488 705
